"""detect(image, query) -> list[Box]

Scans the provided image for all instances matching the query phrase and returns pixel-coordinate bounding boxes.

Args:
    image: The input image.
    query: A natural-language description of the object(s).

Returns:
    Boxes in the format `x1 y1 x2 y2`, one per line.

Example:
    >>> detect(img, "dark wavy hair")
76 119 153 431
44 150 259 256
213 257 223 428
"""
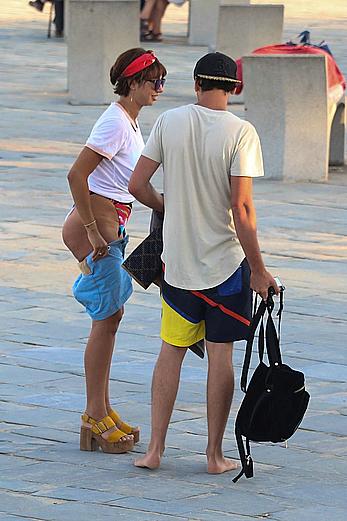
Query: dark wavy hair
110 48 167 97
195 77 238 94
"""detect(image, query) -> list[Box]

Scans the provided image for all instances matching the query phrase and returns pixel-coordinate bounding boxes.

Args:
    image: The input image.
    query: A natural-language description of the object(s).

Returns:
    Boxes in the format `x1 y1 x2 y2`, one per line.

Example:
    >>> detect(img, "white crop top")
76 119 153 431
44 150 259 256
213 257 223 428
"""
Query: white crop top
86 102 144 203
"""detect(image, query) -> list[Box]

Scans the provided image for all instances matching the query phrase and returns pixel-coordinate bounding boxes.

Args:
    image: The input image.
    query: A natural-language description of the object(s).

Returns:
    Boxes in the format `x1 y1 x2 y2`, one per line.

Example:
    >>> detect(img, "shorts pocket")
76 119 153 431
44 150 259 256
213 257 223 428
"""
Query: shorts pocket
217 266 242 296
72 267 102 317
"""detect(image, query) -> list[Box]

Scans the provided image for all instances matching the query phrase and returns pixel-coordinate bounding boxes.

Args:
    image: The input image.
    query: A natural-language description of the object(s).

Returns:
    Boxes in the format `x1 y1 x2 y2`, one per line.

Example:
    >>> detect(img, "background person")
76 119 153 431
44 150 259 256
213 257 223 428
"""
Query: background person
62 48 166 454
140 0 187 42
29 0 64 37
140 0 157 40
129 52 279 473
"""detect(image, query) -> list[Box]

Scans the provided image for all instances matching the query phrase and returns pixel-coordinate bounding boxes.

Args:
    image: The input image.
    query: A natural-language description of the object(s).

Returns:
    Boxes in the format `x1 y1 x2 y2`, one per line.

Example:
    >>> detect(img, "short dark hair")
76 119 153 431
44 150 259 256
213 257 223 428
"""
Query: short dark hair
195 77 237 94
110 48 167 97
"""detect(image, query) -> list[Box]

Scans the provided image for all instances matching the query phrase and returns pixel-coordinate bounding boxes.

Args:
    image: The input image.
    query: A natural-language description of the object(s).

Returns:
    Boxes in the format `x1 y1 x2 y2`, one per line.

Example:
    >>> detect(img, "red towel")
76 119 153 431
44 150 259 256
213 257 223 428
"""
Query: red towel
235 44 346 95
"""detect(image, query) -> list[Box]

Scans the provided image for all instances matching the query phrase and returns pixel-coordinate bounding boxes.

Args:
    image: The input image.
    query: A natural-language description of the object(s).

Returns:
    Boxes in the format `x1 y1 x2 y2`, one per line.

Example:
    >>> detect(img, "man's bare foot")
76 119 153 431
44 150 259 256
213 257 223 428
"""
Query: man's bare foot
207 456 239 474
134 451 161 470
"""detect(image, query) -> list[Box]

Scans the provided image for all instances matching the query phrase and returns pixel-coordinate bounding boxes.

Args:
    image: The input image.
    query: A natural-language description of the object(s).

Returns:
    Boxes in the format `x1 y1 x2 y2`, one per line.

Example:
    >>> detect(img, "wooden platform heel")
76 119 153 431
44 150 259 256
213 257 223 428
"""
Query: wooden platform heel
80 413 134 453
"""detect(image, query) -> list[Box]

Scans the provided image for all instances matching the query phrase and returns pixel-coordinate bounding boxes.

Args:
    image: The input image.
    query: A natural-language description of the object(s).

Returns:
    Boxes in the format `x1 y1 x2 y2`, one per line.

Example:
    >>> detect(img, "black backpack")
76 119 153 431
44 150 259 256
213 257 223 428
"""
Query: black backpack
233 290 310 483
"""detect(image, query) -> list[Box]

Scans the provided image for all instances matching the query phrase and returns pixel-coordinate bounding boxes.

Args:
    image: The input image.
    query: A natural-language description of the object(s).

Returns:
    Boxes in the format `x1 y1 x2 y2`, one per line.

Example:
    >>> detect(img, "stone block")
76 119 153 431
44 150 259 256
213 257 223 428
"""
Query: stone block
329 97 346 165
68 1 139 104
243 54 345 181
64 0 70 39
216 4 284 59
188 0 250 48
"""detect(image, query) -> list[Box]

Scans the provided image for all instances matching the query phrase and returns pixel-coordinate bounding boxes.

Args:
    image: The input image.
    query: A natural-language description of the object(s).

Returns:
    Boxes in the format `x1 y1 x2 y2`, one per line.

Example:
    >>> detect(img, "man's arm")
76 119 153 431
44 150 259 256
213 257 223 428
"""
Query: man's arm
128 156 164 213
231 176 278 300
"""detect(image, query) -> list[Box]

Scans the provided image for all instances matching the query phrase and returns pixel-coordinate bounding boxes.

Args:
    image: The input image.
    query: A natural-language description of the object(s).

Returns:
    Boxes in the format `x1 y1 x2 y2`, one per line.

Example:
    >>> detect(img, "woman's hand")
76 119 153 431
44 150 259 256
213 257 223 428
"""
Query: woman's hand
86 226 109 261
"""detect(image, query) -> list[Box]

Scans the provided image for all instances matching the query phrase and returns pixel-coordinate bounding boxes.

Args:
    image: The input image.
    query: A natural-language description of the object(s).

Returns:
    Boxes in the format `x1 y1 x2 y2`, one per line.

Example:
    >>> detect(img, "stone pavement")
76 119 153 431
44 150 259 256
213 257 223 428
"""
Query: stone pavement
0 1 347 520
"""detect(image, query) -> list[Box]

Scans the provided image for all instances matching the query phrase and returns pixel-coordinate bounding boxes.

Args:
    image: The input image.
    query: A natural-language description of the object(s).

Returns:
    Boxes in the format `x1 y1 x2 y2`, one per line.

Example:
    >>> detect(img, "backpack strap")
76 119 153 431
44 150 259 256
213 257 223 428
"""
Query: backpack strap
258 318 265 362
241 298 266 392
277 289 284 340
241 288 284 391
265 294 283 366
233 428 254 483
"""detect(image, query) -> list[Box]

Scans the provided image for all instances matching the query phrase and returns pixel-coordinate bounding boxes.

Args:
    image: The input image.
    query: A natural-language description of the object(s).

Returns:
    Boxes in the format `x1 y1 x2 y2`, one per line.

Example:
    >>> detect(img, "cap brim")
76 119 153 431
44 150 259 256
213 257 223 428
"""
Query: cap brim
196 73 242 83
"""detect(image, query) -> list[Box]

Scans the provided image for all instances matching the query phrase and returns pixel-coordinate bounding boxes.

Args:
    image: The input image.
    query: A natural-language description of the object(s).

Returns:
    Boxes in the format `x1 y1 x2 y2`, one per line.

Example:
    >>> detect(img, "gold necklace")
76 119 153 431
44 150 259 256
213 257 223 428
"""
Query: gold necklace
117 101 138 131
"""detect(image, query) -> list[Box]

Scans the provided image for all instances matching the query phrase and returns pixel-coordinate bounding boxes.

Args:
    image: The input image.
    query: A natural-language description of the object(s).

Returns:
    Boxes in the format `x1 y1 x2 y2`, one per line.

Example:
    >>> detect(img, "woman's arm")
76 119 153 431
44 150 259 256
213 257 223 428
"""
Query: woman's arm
67 147 109 260
68 147 102 222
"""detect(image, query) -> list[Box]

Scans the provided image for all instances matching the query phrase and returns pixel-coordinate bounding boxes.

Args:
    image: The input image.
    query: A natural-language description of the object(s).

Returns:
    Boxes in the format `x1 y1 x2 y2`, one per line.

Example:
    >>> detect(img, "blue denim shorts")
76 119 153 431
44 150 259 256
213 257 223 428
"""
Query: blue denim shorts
73 236 133 321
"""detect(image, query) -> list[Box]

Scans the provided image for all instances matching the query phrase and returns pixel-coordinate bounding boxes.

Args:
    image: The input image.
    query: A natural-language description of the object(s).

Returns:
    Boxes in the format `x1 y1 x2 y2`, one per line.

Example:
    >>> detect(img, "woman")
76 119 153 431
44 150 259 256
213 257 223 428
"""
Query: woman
62 48 166 454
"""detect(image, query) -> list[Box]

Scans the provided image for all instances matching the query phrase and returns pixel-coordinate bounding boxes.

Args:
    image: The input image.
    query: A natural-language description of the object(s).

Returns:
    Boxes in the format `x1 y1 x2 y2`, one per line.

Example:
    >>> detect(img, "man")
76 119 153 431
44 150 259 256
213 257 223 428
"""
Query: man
128 52 278 474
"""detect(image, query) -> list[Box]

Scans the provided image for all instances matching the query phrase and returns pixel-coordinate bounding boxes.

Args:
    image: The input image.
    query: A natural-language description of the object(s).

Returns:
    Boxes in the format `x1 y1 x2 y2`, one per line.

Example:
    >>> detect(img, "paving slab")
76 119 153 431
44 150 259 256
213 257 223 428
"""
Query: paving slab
271 505 347 521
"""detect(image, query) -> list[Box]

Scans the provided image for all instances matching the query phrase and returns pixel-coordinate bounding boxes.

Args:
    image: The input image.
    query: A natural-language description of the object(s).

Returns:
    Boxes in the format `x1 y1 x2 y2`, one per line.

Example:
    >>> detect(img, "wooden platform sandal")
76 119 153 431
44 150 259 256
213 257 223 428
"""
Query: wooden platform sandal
109 409 140 444
80 413 134 453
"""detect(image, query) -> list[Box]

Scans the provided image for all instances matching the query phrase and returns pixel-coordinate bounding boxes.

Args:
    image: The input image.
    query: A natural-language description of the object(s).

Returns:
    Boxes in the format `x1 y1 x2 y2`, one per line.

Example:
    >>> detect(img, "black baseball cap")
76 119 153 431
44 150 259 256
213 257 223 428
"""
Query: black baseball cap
193 52 241 83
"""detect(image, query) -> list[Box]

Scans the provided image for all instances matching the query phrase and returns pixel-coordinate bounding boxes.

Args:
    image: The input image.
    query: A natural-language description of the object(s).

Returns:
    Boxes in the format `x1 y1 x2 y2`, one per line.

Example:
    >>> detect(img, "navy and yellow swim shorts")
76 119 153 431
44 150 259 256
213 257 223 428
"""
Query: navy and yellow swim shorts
161 259 252 346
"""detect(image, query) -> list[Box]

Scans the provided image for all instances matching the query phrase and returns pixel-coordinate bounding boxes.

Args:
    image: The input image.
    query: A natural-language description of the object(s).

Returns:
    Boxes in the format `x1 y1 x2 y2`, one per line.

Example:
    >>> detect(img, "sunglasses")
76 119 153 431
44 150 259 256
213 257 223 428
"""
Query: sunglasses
146 78 166 92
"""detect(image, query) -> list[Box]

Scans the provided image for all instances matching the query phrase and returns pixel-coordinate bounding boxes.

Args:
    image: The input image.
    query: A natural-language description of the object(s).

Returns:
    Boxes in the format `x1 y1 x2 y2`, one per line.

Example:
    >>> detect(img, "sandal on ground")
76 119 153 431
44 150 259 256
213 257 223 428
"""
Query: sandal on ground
80 413 134 453
140 19 151 40
141 30 163 42
109 409 140 444
145 32 163 42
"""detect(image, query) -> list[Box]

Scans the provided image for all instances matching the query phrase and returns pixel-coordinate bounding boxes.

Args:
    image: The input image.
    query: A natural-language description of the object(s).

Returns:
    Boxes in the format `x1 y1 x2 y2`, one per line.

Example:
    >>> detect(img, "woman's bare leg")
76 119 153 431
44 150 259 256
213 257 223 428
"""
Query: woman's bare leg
85 311 122 420
103 309 139 437
140 0 157 20
83 311 132 442
150 0 168 34
104 307 124 413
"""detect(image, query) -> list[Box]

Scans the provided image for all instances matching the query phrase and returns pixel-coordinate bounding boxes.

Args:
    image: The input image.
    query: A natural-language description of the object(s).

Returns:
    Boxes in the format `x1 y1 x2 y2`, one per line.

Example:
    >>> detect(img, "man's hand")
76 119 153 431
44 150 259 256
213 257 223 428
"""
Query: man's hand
250 270 280 301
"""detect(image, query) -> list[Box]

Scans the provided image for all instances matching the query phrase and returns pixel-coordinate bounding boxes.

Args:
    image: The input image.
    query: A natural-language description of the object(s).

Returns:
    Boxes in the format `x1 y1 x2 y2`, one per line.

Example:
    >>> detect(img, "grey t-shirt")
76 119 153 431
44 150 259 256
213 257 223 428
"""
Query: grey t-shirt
143 104 264 290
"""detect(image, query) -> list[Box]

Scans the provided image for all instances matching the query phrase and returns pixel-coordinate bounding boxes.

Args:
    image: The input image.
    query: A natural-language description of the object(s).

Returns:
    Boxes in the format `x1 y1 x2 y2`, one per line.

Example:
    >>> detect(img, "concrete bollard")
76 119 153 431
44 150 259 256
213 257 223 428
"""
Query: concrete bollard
188 0 250 48
216 4 284 58
68 0 139 105
243 54 345 182
329 100 346 166
64 0 70 40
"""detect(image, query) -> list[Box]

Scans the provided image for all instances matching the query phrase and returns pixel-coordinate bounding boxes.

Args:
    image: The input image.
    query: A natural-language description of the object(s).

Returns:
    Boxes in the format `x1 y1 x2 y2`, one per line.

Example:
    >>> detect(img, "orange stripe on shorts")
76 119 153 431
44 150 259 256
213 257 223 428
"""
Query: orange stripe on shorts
191 291 250 326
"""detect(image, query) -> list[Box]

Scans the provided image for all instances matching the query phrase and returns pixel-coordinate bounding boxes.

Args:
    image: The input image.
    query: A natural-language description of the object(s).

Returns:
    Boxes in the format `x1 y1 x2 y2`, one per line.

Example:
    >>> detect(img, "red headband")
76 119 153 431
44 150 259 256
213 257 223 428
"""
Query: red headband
122 52 157 78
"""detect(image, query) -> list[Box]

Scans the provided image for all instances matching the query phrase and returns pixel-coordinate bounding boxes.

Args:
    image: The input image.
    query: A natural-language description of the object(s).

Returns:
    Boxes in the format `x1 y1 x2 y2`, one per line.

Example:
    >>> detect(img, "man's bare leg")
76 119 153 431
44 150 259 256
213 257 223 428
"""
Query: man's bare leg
135 341 187 469
205 341 238 474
